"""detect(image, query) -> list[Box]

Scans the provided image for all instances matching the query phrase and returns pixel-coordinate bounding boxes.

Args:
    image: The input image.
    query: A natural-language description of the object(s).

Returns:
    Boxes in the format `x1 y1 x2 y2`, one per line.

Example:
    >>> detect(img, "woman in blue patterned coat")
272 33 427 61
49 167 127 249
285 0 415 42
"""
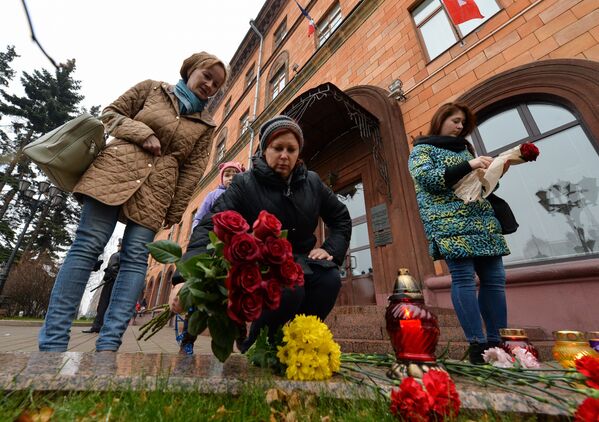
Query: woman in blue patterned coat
408 102 510 364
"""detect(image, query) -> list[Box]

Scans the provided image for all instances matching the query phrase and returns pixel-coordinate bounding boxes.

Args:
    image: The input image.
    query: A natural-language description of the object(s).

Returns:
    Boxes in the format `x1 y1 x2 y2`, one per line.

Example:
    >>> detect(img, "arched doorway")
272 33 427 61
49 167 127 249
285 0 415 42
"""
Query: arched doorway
282 83 432 305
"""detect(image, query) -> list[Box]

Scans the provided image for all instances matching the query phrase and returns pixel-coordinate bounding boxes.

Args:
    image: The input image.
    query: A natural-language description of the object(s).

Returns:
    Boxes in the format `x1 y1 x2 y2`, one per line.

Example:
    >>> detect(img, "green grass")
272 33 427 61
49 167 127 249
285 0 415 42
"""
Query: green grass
0 386 553 422
0 387 396 422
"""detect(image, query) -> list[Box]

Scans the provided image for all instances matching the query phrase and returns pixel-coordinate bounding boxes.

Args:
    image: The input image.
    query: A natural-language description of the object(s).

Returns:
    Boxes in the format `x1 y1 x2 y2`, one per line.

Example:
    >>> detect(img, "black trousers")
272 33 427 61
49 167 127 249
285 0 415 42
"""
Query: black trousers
91 278 115 330
240 265 342 352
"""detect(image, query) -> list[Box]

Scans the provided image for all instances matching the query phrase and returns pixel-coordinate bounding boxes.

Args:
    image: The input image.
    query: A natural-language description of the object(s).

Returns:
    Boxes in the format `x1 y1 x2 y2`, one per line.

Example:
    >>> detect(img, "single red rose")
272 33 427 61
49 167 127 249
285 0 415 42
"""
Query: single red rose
575 397 599 422
227 290 264 323
261 237 293 265
576 356 599 389
212 210 250 243
423 370 460 418
224 233 262 264
252 210 282 240
520 142 539 162
262 279 282 310
278 258 304 287
390 378 431 422
226 264 263 293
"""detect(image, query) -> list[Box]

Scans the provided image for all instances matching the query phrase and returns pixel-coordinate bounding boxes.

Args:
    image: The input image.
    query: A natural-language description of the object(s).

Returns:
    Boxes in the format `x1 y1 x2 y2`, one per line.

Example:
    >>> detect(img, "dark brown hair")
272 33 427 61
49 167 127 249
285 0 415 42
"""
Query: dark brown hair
428 102 476 137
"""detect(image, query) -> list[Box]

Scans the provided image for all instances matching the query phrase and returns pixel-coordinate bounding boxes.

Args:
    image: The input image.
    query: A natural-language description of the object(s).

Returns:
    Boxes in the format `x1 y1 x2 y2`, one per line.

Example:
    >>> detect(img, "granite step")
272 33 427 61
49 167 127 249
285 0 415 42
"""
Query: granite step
336 339 555 362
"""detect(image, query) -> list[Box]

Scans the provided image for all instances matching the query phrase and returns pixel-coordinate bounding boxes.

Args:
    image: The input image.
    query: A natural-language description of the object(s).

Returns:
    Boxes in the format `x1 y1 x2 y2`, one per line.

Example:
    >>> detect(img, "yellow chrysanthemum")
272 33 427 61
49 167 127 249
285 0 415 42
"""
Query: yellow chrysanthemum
277 314 341 381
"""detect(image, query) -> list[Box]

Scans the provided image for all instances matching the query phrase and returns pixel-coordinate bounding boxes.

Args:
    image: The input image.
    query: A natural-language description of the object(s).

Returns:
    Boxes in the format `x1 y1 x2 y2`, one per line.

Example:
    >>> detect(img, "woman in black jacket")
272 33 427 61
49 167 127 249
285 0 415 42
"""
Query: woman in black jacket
171 115 352 351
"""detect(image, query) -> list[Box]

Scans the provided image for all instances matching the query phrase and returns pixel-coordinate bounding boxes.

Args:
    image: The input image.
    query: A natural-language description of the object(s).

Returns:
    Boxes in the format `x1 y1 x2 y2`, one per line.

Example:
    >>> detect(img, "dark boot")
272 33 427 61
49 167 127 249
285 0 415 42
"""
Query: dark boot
468 342 486 365
486 340 502 349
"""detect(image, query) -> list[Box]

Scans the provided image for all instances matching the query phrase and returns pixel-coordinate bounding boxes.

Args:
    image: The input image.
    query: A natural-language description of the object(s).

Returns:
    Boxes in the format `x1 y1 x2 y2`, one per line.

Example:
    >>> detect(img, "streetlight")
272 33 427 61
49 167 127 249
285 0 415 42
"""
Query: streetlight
0 180 64 295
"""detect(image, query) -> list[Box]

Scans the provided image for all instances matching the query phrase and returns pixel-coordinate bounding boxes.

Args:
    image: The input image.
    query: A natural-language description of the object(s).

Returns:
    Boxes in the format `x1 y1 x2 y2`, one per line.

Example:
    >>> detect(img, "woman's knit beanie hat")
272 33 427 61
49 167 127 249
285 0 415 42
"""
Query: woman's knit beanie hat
219 161 245 185
259 115 304 154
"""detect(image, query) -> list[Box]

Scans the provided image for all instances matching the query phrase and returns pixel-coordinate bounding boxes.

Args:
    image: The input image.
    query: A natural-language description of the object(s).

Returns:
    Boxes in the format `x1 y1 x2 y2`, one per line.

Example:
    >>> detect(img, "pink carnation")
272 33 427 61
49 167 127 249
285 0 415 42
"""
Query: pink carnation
483 347 515 368
512 346 540 369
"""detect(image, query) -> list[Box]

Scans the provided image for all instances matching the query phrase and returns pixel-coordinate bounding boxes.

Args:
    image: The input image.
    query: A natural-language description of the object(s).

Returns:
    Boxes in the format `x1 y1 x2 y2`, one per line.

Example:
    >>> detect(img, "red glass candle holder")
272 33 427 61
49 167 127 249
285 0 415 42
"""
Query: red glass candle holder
386 298 440 362
500 328 539 359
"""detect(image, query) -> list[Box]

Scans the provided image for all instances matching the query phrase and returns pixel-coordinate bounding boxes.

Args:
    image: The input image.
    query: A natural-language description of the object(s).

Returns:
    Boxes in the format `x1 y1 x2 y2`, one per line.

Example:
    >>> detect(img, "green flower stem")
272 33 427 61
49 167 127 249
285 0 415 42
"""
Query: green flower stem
338 369 389 399
447 366 574 413
340 364 400 386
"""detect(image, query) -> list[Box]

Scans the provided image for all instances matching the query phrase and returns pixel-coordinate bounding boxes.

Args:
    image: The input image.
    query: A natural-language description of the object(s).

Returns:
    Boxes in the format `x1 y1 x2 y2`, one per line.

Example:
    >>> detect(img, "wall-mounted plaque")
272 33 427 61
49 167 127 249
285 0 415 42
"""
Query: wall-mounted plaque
371 203 392 246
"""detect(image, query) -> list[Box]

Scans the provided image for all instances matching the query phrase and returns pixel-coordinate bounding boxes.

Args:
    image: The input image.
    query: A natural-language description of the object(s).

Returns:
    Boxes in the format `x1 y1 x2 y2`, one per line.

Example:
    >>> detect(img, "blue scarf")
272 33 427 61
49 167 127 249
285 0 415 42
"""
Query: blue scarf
174 79 207 115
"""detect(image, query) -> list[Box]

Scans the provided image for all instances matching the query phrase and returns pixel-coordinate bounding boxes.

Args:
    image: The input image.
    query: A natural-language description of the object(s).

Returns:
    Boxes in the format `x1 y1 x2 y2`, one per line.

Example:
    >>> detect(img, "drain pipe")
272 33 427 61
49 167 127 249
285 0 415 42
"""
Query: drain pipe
248 19 263 168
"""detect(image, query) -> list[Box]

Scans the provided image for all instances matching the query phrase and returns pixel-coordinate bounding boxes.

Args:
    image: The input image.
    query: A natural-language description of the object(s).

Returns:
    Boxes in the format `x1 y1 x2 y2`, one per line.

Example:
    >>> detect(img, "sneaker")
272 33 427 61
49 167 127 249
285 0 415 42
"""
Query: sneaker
179 342 194 355
82 328 100 333
468 342 486 365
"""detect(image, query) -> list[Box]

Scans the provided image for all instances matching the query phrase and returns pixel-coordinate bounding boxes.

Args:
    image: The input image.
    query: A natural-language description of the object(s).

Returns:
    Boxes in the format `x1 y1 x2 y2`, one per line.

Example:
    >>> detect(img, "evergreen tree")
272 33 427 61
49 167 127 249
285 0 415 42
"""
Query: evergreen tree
0 55 99 262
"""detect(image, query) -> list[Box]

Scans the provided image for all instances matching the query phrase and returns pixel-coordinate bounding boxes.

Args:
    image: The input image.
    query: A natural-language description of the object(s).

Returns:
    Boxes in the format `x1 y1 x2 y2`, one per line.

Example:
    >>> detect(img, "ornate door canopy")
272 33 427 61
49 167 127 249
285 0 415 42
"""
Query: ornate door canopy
282 82 391 199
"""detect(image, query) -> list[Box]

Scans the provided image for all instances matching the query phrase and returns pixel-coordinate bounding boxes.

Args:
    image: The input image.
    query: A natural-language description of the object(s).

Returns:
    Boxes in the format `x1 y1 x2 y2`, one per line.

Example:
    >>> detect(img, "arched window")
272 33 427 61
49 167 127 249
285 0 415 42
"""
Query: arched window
470 102 599 266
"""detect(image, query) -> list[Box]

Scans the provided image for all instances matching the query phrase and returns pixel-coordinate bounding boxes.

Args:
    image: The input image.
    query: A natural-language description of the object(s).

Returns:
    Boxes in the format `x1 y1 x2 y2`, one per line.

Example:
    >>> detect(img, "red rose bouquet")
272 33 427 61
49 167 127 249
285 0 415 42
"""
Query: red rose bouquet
453 142 540 202
138 210 303 362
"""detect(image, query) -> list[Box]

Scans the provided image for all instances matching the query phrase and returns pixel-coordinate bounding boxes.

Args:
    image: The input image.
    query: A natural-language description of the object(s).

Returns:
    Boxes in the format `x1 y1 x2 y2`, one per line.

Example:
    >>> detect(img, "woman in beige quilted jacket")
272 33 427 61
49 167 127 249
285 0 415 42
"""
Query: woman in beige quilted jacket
39 52 227 352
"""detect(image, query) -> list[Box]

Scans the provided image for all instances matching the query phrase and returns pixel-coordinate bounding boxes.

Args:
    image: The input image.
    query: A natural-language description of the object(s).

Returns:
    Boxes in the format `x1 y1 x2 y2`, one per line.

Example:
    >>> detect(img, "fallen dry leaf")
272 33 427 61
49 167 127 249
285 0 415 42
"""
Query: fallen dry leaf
14 407 54 422
321 416 331 422
266 388 288 404
284 410 297 422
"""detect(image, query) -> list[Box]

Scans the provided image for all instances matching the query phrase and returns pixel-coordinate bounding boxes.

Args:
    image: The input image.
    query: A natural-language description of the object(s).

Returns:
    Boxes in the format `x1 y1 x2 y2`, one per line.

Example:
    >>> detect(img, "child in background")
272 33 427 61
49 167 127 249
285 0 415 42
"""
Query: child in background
179 161 245 354
191 161 245 230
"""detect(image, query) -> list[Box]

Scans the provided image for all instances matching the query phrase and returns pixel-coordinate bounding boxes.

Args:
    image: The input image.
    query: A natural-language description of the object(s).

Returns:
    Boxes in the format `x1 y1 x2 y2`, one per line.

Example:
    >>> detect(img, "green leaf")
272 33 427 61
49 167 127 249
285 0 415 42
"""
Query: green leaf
217 284 228 296
280 229 288 239
208 314 238 362
209 231 224 250
176 255 208 279
246 327 283 371
188 287 219 302
187 311 208 336
146 240 181 263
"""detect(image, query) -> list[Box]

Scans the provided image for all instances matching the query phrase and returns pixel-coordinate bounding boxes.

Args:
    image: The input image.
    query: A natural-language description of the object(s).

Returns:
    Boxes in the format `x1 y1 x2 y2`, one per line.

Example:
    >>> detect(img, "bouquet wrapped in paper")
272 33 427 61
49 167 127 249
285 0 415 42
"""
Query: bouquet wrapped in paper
453 142 539 202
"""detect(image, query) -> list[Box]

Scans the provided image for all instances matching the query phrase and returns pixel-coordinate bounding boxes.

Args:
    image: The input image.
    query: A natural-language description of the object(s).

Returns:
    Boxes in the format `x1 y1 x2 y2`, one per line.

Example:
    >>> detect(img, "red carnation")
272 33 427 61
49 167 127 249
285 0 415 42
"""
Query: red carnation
261 237 293 265
575 397 599 422
226 264 263 293
212 210 250 243
227 290 263 323
423 370 460 418
520 142 539 162
224 233 262 265
576 356 599 389
390 378 431 422
252 210 282 240
262 279 282 310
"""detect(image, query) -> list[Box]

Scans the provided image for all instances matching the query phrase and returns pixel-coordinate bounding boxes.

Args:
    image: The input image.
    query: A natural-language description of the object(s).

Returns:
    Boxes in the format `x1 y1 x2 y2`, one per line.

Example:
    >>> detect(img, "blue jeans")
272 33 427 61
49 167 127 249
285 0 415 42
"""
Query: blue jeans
445 256 507 344
39 197 155 351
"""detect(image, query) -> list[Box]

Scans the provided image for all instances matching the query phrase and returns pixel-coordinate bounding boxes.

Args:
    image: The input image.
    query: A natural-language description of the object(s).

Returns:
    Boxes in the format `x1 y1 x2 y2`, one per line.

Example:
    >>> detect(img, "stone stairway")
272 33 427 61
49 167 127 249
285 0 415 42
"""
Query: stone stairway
324 305 555 361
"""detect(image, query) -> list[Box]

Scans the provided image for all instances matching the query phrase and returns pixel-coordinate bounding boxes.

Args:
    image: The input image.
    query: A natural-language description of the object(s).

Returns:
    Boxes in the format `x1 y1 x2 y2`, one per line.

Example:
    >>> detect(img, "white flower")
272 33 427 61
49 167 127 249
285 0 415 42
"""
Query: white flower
483 347 515 368
512 347 540 369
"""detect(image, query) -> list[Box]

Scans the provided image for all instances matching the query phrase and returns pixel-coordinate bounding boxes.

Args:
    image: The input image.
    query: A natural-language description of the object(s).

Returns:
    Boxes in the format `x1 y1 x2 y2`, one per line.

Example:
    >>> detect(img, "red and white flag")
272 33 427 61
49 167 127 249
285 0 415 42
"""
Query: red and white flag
442 0 484 25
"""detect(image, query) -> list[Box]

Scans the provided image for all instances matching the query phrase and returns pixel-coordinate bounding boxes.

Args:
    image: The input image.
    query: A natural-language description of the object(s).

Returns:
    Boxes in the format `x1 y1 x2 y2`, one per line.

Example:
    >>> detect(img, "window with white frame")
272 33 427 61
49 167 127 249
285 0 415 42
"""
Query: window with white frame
470 101 599 266
214 136 226 164
239 110 250 137
411 0 500 61
273 18 287 49
318 3 343 47
270 66 286 100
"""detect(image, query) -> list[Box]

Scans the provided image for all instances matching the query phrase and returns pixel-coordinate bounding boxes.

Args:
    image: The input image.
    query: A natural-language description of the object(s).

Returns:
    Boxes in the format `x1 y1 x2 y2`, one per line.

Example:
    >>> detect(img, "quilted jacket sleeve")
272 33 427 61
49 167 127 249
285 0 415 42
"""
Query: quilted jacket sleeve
319 180 352 265
408 144 448 194
100 79 155 146
164 127 215 227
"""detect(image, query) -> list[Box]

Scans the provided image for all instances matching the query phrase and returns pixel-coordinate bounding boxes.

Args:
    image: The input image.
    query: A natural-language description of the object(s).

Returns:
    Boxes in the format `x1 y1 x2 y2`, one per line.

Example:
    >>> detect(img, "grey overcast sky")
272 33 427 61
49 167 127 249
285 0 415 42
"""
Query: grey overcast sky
1 0 266 111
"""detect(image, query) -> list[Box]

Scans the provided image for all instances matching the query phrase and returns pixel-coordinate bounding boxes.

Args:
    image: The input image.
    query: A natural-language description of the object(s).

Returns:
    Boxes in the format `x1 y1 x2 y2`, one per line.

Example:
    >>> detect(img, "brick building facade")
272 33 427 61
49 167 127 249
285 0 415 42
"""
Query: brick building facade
145 0 599 334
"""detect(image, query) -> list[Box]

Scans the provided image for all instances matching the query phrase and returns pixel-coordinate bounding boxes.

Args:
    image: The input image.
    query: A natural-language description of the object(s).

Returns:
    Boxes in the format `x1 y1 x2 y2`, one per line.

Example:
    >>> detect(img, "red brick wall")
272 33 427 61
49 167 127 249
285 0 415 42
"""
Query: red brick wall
145 0 599 299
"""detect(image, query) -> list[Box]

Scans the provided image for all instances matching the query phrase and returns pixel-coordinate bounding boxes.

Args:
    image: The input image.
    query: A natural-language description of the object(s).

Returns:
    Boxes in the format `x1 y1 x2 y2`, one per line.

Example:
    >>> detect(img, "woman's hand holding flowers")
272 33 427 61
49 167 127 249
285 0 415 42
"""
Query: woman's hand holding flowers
169 283 184 313
142 134 162 156
468 155 493 170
